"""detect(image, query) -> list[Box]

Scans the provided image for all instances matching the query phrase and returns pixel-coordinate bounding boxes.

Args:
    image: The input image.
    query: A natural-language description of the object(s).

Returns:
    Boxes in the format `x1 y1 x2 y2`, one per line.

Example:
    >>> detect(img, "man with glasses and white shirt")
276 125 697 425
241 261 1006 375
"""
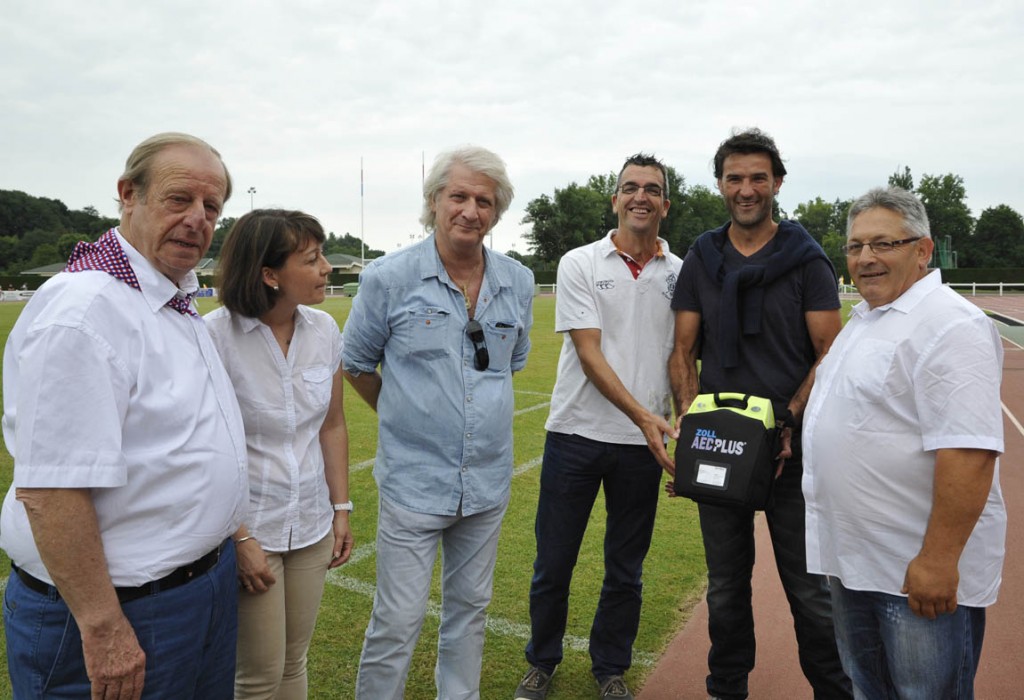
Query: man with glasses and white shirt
515 154 682 700
803 187 1005 698
342 145 533 700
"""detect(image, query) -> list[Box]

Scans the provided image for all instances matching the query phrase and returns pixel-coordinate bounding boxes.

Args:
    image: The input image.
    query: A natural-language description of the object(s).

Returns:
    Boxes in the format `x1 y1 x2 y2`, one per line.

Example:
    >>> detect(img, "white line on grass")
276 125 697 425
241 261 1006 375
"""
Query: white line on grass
351 452 544 478
325 551 655 667
351 458 375 473
514 402 550 417
513 456 543 477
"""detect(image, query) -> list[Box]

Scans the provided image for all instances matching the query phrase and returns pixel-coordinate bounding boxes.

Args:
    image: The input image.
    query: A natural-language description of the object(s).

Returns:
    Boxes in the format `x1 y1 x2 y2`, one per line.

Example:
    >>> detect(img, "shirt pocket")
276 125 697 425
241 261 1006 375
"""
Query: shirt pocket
302 365 333 410
482 319 518 372
400 307 451 360
833 338 897 402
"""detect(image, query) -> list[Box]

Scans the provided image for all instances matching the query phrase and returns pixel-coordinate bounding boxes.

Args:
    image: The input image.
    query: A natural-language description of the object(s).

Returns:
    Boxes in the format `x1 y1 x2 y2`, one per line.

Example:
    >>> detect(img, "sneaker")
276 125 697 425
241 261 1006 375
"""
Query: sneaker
598 675 633 699
514 666 553 700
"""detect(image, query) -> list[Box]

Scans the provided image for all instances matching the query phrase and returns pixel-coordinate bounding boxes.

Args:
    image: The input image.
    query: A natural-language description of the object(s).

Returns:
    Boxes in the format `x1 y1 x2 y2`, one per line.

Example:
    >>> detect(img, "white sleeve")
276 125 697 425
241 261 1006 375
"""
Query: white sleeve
917 315 1004 453
554 252 600 333
13 323 131 487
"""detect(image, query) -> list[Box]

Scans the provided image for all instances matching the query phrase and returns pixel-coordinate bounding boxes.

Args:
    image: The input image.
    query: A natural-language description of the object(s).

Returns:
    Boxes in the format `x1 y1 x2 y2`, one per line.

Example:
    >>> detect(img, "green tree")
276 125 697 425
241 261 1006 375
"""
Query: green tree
0 190 64 236
57 232 90 261
522 182 611 262
792 197 834 243
888 166 914 191
658 166 688 253
793 197 851 278
822 231 849 282
969 204 1024 268
28 243 61 268
67 206 118 236
523 165 697 262
324 232 385 259
207 216 237 258
15 229 59 263
672 184 729 253
916 173 974 262
0 235 18 272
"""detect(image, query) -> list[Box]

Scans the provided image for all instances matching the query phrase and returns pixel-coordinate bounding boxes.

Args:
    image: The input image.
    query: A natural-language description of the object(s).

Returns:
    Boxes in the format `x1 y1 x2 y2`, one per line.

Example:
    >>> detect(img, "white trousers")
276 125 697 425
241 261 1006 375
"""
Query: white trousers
356 495 509 700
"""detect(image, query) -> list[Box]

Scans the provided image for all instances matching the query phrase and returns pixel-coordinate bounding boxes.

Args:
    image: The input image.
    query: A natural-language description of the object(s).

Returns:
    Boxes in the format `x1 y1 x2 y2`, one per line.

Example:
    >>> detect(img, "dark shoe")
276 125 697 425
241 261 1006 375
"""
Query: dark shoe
598 675 633 699
514 666 553 700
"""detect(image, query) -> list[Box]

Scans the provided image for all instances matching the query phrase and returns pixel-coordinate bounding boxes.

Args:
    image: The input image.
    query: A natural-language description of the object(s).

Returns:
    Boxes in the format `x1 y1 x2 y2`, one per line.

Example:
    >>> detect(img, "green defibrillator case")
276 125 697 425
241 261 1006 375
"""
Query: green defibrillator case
674 393 779 510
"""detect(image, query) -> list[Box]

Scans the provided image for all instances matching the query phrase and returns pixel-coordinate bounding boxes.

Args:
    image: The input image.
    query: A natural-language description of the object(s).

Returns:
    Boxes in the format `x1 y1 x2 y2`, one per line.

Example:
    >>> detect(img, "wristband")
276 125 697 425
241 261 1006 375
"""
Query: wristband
235 535 256 545
333 501 354 512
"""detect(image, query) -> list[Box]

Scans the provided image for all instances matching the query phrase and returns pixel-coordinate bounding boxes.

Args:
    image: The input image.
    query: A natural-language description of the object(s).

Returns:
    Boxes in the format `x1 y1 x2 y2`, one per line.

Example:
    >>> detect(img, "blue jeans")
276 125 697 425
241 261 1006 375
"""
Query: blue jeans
4 540 238 699
830 580 985 700
525 431 662 680
699 455 851 699
356 495 509 700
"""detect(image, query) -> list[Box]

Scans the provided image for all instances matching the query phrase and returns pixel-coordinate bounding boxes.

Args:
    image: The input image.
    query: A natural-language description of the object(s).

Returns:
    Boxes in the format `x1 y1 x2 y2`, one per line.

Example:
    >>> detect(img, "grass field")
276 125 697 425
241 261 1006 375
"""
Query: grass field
0 294 713 699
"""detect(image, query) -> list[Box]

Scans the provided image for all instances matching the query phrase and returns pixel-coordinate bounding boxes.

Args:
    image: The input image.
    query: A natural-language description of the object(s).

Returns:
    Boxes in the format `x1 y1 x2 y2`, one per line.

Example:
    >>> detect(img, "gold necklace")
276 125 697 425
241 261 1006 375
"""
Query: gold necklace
449 260 483 313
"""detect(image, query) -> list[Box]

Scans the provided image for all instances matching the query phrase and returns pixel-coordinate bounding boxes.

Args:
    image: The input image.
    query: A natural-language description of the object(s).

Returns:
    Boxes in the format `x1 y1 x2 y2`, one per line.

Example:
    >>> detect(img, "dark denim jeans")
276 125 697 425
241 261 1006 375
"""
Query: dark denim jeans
699 456 852 700
5 540 238 699
525 431 662 680
830 580 985 700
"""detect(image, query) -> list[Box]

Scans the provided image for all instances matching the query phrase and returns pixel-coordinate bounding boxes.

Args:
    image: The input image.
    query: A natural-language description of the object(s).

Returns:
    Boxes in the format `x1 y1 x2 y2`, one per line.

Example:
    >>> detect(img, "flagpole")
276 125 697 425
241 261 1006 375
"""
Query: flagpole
422 151 426 239
360 157 365 266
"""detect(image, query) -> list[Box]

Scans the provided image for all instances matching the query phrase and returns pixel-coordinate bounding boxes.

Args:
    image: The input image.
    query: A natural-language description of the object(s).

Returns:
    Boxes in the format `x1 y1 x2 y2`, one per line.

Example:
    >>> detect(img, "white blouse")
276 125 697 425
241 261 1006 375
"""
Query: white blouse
206 304 342 552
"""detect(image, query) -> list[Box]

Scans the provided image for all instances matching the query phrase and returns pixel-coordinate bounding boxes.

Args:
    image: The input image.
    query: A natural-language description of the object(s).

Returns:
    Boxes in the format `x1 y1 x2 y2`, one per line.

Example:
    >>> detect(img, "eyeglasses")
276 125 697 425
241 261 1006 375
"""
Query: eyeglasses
465 319 489 371
617 183 664 198
841 237 922 256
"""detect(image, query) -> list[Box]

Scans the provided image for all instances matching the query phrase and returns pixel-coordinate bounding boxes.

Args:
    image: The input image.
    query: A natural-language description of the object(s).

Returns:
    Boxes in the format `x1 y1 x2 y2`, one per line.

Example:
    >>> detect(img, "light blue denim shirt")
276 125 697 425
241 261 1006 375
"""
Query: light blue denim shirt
342 237 534 516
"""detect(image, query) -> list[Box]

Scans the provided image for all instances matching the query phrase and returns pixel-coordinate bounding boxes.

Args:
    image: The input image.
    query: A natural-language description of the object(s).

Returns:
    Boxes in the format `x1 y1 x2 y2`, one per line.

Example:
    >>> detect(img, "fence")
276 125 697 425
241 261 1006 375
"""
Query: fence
946 282 1024 296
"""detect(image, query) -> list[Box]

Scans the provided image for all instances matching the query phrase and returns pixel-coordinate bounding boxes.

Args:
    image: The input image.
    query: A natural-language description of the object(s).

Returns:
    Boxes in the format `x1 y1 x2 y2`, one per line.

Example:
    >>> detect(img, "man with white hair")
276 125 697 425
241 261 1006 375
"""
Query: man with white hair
803 186 1005 698
343 145 534 699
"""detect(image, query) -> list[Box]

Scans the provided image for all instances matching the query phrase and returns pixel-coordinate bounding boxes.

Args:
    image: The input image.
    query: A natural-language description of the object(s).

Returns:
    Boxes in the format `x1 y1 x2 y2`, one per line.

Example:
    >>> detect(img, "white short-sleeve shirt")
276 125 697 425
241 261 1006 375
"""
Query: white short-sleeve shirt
545 231 683 445
803 270 1006 606
1 230 249 586
206 305 342 552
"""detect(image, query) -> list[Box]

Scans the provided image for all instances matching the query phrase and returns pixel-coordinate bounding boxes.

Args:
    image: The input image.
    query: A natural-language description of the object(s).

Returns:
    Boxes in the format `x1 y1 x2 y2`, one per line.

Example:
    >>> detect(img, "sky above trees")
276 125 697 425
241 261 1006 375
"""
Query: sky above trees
2 1 1021 256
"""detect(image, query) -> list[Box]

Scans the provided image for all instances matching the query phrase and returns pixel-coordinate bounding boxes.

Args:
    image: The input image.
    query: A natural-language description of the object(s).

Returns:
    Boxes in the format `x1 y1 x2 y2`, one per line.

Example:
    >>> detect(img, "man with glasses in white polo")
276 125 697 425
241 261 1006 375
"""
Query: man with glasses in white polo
515 154 682 700
342 145 533 700
803 186 1005 698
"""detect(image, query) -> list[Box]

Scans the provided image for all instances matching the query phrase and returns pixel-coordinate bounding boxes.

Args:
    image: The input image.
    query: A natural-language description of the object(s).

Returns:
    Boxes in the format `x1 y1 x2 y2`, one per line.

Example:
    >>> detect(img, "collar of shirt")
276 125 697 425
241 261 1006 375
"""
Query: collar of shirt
599 229 669 263
114 228 201 316
422 237 519 318
851 268 942 320
236 303 316 335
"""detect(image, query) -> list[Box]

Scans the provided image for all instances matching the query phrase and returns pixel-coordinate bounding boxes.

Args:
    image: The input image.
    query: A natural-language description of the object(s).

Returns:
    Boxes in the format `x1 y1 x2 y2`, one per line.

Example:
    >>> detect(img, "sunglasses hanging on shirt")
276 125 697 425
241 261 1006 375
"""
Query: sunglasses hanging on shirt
465 320 489 371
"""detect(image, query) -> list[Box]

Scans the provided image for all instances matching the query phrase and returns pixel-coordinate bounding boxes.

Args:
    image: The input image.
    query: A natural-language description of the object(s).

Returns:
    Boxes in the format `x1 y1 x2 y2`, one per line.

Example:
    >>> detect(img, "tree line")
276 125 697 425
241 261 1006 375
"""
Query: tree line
4 173 1023 278
0 191 384 274
519 166 1024 277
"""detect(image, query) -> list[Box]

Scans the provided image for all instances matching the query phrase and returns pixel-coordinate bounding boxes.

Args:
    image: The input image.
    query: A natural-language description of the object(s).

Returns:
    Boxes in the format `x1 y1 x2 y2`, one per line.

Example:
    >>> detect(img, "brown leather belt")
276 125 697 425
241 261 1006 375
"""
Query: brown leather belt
12 541 225 604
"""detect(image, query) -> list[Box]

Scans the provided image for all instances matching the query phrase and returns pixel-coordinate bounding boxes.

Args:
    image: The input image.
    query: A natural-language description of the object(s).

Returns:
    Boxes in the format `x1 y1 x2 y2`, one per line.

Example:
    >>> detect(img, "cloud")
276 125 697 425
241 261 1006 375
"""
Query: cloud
2 0 1021 254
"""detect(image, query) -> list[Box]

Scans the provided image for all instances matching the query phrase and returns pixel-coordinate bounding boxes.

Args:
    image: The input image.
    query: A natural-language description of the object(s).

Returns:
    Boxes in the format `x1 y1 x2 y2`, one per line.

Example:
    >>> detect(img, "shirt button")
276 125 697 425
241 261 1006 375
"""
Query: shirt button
465 433 472 439
466 396 473 403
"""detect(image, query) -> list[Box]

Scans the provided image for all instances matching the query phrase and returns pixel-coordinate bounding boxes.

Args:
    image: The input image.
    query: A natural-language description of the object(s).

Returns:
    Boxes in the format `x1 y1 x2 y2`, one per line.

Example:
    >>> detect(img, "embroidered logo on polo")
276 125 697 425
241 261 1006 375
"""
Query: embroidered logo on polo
664 271 677 300
596 279 615 291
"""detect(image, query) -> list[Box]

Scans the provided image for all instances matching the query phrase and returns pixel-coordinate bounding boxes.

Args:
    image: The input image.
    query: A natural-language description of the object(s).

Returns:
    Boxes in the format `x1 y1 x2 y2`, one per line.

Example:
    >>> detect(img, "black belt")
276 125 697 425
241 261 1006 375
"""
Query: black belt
12 542 224 604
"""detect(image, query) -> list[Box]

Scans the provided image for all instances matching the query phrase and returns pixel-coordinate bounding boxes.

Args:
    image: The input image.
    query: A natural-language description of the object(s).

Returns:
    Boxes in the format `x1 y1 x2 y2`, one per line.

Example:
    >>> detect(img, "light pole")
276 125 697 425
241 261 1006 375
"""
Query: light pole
247 186 256 211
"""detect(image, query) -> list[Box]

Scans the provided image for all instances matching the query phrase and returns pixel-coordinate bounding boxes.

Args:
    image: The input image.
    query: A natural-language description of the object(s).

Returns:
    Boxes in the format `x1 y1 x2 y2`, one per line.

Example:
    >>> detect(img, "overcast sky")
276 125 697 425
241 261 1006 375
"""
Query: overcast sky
2 0 1021 256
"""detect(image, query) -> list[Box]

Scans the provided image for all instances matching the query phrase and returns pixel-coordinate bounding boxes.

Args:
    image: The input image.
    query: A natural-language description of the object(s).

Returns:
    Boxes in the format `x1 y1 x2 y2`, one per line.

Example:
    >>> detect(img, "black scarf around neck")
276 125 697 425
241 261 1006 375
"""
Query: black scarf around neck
692 220 835 368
